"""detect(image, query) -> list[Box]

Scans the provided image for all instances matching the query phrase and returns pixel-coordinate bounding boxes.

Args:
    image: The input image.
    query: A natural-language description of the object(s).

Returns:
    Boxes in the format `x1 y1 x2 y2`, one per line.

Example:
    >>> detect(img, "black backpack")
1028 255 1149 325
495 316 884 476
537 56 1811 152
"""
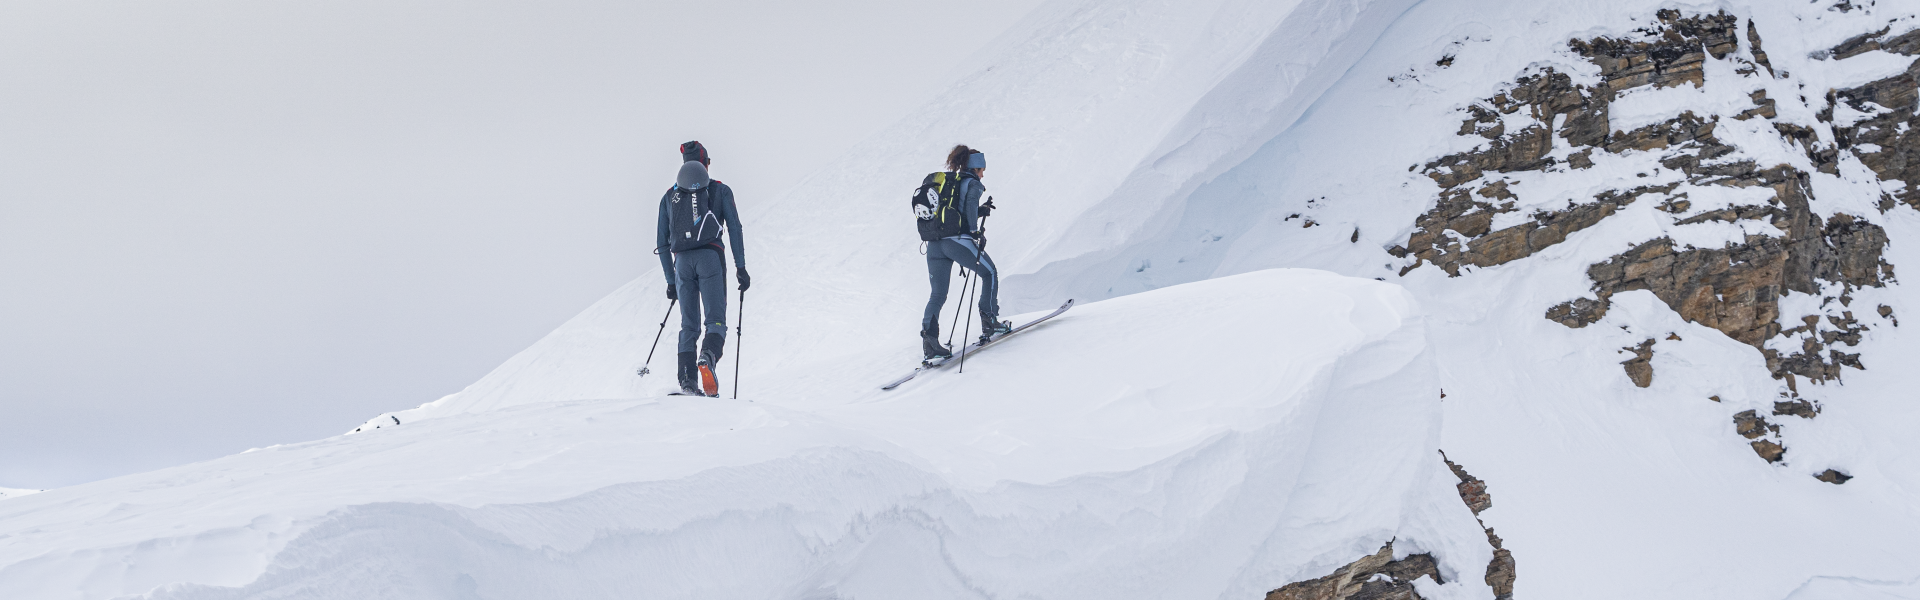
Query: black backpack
668 184 724 253
911 172 966 241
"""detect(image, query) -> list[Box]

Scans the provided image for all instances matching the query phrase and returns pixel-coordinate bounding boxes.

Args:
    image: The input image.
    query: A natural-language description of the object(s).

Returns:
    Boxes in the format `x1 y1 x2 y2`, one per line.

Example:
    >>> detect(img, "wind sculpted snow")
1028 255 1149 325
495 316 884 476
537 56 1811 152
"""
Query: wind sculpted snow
0 270 1490 599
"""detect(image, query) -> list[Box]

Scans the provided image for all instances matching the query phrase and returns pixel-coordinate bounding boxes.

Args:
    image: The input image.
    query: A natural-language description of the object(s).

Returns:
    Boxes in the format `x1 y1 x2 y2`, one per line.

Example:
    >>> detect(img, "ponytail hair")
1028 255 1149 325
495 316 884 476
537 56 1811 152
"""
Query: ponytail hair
945 145 973 172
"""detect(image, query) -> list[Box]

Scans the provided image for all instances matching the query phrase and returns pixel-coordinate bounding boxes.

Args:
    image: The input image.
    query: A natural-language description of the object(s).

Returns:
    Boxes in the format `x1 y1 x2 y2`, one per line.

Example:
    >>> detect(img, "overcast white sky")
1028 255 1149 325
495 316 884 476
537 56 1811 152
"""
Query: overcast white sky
0 0 1046 489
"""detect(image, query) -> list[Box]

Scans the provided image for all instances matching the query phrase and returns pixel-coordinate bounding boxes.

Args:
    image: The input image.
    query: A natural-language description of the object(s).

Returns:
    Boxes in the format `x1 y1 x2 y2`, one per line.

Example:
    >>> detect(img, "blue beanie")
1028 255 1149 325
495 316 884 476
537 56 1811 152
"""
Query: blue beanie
966 151 986 169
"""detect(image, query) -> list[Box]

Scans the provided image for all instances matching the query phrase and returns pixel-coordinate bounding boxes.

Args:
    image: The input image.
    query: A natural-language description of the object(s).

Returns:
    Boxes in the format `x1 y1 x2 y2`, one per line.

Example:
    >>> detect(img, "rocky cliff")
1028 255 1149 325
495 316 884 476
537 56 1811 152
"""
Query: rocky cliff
1394 9 1917 473
1273 7 1920 599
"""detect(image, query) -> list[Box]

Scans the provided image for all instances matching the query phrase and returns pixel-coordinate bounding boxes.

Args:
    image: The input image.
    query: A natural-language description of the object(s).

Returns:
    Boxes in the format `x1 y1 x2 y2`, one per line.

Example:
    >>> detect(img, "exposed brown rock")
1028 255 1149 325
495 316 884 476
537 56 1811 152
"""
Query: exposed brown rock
1621 339 1656 388
1570 10 1740 91
1735 411 1788 462
1578 172 1890 384
1272 454 1521 600
1406 11 1898 392
1828 26 1920 60
1833 60 1920 208
1746 21 1773 75
1484 544 1515 600
1545 297 1608 328
1736 90 1777 121
1440 453 1516 600
1734 409 1778 440
1266 543 1441 600
1402 11 1920 467
1816 469 1854 484
1773 399 1819 419
1445 462 1493 515
1404 12 1771 278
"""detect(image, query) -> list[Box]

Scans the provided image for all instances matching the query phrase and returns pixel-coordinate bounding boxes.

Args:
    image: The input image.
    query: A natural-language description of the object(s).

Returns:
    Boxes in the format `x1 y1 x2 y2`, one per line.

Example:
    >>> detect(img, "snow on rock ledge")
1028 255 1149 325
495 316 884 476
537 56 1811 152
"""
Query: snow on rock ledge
0 270 1491 600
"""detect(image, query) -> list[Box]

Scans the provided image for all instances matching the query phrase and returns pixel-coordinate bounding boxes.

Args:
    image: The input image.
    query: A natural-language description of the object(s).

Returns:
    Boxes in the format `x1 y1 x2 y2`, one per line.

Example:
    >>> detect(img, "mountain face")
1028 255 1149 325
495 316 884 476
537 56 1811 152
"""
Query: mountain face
8 1 1920 599
1404 8 1915 470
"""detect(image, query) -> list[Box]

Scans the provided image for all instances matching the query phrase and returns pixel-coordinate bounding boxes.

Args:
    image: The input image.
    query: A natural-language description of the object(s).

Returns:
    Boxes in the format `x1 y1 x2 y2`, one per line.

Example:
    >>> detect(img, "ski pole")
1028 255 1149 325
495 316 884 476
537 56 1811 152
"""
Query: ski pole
637 299 676 376
956 214 990 374
732 290 744 399
946 270 973 348
958 270 979 374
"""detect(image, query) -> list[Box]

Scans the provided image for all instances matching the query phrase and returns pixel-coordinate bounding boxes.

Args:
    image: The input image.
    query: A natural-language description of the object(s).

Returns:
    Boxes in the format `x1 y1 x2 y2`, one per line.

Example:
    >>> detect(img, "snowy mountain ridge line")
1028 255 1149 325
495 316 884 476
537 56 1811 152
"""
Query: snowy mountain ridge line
342 0 1422 428
10 0 1920 598
0 487 41 501
0 270 1489 600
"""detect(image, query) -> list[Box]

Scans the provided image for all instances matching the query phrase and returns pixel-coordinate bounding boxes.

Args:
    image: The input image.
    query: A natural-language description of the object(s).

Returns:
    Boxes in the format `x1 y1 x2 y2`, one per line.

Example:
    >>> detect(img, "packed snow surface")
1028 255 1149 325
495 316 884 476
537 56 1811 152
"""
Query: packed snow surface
0 270 1487 600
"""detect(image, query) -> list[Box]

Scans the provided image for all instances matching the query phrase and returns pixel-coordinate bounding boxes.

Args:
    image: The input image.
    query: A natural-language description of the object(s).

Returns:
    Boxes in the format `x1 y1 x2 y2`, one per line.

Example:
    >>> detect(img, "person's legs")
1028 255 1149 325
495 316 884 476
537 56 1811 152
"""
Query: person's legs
975 247 1000 322
674 255 704 391
695 250 729 366
920 244 957 359
923 244 955 332
943 238 1000 328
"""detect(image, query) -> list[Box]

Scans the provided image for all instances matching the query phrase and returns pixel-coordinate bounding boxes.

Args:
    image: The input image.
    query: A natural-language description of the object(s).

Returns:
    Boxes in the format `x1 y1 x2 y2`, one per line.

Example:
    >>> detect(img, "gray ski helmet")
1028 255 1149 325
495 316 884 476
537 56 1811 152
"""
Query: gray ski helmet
966 151 986 170
676 160 710 190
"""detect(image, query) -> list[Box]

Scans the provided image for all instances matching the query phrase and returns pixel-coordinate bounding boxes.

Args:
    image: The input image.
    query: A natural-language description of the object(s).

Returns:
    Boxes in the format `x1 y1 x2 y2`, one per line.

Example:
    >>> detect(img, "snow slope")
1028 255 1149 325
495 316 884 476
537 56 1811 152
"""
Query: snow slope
362 0 1421 421
10 0 1920 598
0 488 40 501
0 270 1486 600
1031 2 1920 598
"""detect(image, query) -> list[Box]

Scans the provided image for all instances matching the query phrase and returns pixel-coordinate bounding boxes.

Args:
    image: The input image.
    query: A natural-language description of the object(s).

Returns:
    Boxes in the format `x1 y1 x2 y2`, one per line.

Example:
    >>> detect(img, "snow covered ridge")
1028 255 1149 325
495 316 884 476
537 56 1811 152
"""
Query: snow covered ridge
17 0 1920 597
975 1 1920 597
0 487 42 500
0 270 1508 600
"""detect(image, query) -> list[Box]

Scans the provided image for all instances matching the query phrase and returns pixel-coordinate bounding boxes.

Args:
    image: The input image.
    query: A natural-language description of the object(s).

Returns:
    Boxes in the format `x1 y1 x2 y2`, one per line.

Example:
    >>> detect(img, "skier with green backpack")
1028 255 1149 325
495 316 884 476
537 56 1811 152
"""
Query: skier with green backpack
913 145 1009 361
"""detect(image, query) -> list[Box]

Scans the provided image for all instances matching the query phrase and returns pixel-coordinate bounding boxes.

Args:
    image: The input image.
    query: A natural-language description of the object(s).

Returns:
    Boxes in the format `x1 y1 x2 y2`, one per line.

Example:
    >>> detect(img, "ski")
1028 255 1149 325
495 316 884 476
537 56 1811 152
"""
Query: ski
881 298 1074 390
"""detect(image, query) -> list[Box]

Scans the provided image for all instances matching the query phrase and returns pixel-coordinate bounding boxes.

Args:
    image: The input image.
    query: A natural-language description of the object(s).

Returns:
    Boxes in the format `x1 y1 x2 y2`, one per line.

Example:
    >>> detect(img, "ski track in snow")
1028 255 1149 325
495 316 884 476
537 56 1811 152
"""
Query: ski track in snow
9 0 1920 598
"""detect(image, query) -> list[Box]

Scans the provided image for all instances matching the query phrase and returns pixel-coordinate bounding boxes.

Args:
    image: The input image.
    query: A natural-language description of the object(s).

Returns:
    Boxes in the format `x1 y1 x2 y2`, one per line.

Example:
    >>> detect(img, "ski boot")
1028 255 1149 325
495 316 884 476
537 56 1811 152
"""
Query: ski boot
979 316 1013 345
697 332 725 397
676 352 702 395
921 324 952 363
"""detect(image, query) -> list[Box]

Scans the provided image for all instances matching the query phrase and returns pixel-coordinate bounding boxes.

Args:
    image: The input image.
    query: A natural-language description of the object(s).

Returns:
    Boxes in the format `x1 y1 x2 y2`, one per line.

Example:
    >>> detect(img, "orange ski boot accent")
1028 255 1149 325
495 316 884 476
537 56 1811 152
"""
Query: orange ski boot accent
698 364 719 397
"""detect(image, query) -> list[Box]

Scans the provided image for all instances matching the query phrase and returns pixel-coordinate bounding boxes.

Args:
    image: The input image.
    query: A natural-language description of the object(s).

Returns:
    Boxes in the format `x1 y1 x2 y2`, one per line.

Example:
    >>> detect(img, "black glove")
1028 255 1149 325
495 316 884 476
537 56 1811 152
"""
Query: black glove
979 197 995 218
972 231 986 252
736 268 751 291
666 284 677 300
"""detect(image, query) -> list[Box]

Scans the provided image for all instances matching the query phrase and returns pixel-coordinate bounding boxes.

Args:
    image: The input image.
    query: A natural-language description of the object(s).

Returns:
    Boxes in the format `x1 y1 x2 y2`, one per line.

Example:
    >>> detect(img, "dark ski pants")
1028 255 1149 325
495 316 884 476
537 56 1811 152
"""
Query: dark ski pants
923 236 999 331
674 247 728 356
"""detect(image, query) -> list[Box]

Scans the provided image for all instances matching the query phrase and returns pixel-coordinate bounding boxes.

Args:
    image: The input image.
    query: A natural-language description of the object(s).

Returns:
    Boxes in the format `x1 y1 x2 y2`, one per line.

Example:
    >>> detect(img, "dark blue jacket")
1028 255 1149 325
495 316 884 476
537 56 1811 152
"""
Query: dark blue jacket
657 180 745 285
955 172 986 236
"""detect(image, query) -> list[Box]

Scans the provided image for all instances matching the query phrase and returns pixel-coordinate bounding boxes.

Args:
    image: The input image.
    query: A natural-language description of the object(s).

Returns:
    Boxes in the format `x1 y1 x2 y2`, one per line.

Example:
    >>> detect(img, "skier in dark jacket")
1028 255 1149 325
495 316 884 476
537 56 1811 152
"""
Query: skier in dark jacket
657 141 748 396
921 145 1011 360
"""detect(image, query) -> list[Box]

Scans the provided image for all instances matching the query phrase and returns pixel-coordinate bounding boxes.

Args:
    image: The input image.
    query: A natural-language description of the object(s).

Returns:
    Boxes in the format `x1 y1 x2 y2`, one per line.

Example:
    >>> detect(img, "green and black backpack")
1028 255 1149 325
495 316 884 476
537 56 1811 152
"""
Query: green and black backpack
911 172 966 241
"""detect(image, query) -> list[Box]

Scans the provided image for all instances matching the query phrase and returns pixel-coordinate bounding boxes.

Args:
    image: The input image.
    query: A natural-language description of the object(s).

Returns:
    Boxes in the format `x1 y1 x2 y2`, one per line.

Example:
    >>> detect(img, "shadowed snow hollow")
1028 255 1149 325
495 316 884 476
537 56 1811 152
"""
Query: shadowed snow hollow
0 270 1490 600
